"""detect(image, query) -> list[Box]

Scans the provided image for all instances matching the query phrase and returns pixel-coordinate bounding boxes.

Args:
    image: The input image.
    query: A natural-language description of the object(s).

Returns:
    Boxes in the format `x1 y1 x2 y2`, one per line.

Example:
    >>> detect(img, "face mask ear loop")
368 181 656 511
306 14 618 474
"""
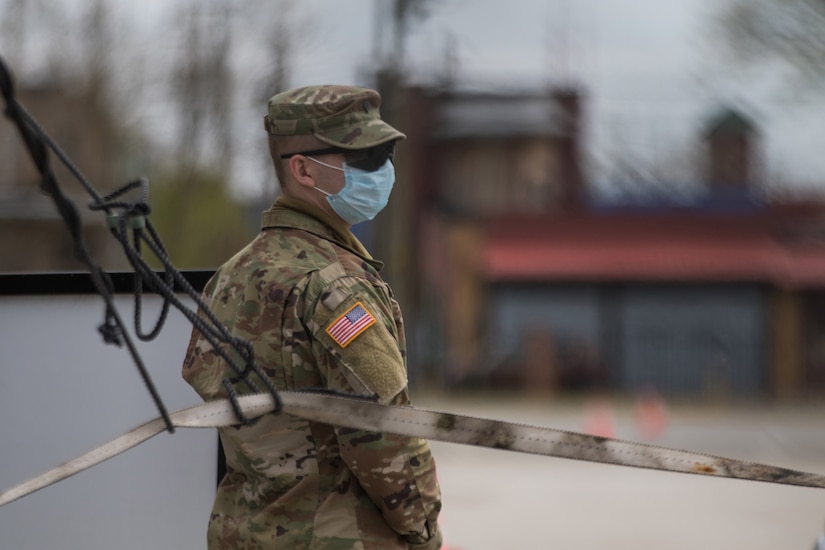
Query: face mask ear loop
304 156 343 199
305 156 344 172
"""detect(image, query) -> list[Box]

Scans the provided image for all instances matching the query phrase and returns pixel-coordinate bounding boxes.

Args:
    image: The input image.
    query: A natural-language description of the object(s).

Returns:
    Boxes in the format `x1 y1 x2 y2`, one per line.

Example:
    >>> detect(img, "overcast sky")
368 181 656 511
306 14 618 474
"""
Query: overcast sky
287 0 825 195
6 0 825 197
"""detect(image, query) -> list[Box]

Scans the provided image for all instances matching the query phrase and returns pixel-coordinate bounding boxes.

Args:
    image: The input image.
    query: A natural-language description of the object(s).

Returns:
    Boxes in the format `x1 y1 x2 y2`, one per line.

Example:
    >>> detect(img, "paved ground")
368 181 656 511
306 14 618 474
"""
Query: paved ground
414 392 825 550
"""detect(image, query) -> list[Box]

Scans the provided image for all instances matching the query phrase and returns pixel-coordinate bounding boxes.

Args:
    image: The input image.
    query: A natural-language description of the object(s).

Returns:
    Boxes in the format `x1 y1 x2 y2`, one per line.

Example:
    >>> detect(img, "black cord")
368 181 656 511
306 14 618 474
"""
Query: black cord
0 55 282 428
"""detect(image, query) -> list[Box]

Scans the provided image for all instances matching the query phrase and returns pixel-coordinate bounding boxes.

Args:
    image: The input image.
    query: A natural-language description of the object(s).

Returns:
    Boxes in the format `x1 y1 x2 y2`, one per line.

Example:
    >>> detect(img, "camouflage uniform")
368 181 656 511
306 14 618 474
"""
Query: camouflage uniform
182 86 442 550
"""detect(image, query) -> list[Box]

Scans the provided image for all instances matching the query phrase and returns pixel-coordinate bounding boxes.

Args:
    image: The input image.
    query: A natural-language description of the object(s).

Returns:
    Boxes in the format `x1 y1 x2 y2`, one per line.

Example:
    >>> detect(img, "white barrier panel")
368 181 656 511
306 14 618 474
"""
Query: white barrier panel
0 293 217 549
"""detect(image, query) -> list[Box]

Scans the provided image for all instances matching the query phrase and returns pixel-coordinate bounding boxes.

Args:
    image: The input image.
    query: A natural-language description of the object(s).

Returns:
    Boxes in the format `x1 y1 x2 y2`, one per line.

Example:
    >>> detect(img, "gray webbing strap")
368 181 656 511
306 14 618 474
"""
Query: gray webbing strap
2 390 824 508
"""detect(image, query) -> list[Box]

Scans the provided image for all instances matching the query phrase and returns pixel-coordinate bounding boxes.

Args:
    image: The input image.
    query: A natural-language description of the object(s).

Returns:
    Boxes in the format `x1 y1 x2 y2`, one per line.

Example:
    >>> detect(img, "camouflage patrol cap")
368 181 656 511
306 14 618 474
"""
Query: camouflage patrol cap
264 85 406 150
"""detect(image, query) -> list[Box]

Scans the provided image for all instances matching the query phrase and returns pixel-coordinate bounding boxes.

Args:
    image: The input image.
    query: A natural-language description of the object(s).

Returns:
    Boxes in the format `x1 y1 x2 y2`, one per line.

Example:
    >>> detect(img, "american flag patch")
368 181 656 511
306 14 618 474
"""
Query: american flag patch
325 302 376 348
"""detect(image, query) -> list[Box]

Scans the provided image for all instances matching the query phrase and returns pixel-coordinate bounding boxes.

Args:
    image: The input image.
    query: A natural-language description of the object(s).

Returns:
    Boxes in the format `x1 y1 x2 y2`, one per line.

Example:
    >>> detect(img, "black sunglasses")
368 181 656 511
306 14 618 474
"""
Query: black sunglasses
280 141 395 172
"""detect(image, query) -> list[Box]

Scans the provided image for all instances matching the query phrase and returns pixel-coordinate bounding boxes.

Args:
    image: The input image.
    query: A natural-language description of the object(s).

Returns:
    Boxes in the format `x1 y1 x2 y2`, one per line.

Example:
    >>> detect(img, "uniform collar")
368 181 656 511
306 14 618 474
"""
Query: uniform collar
262 197 384 270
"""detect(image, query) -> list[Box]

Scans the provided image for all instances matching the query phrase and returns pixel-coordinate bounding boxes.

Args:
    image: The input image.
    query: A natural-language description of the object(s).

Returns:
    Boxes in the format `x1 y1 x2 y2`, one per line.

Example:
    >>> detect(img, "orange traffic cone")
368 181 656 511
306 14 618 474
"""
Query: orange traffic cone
583 397 616 439
439 516 464 550
634 387 668 440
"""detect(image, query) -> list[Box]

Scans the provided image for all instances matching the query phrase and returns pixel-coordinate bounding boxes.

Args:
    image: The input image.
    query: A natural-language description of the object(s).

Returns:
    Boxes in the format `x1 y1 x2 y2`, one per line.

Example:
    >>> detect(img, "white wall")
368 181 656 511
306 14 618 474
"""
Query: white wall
0 294 217 549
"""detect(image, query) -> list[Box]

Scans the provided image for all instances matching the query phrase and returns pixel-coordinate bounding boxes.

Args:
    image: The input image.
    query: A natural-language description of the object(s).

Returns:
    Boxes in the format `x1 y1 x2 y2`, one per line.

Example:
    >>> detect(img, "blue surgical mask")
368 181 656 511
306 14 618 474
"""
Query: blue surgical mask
308 157 395 225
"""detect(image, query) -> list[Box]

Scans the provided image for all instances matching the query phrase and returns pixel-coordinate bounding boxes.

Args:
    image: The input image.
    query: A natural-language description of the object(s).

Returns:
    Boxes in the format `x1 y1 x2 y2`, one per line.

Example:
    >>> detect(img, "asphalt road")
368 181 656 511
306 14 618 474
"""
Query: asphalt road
415 393 825 550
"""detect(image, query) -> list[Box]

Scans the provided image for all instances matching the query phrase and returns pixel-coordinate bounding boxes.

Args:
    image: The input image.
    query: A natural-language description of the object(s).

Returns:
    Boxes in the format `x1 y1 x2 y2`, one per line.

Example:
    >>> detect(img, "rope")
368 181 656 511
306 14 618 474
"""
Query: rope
0 55 281 429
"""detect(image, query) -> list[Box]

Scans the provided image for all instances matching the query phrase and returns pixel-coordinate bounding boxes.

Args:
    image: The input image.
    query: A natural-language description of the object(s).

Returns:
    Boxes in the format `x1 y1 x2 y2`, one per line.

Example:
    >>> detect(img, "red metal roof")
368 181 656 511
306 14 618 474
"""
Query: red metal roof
482 210 825 288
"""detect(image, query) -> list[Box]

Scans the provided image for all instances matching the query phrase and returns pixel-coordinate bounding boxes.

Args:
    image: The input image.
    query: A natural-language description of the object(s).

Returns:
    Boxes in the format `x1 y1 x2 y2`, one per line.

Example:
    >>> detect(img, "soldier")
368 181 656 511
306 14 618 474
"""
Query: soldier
181 85 442 550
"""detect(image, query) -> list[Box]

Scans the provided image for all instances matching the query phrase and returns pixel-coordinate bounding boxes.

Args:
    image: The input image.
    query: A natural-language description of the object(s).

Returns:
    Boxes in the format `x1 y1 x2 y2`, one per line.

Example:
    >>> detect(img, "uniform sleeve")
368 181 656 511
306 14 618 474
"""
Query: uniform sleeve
308 276 442 546
310 275 407 403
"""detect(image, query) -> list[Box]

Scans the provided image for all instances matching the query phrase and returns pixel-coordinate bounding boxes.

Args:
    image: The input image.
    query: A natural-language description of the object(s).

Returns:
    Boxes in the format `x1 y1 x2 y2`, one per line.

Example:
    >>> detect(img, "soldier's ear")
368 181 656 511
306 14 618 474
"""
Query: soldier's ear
289 155 316 189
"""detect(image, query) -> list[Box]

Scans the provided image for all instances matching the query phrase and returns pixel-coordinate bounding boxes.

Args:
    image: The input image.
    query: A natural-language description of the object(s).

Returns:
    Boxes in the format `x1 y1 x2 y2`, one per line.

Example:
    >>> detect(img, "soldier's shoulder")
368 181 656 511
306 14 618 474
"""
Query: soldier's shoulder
329 243 383 285
237 227 341 280
269 226 339 261
203 231 333 295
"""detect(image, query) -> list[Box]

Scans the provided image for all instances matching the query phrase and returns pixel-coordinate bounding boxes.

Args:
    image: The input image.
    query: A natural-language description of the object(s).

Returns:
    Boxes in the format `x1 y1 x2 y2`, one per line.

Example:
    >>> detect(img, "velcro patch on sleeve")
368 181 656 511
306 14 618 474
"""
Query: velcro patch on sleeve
325 301 376 348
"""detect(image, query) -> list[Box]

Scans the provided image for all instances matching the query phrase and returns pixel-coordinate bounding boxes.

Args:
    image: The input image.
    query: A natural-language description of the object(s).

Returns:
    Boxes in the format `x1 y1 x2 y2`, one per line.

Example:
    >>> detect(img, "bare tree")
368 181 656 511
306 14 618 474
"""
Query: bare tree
0 0 67 81
717 0 825 83
173 0 234 177
81 0 112 104
243 0 317 197
435 29 459 91
371 0 441 78
1 0 29 66
257 0 299 99
598 114 706 202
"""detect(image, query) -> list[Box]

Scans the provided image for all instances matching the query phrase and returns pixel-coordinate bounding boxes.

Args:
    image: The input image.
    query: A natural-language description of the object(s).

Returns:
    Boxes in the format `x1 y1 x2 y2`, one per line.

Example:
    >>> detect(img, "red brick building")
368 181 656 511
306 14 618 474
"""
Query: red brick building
391 88 825 398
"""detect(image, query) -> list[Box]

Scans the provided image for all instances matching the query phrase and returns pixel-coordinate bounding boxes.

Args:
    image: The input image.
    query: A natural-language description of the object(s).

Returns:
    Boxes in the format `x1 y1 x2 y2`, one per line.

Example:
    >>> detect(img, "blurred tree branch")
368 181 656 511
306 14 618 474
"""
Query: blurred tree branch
371 0 441 77
173 0 234 178
718 0 825 83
